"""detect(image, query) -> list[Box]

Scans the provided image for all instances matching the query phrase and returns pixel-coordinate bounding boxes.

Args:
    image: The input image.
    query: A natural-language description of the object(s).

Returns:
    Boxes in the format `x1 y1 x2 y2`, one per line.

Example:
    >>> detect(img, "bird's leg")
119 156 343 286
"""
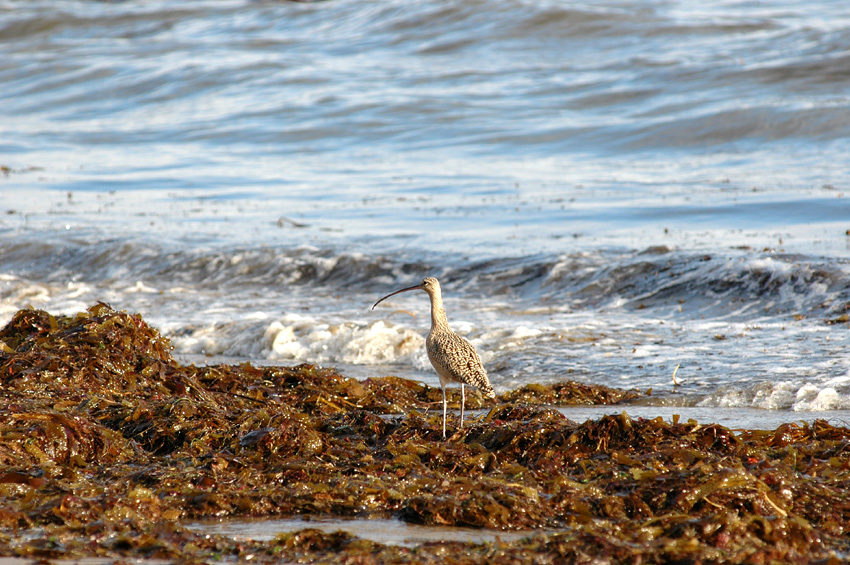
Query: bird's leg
441 385 447 439
460 383 465 428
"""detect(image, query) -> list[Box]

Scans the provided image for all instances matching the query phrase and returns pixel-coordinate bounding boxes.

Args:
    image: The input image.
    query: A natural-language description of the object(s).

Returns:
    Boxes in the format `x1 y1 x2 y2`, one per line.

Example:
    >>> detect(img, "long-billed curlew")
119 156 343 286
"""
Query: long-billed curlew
372 276 495 438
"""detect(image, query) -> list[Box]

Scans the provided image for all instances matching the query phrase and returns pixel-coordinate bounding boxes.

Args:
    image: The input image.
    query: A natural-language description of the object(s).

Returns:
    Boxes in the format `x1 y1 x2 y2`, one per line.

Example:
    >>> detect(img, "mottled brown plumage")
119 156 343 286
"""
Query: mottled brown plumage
373 276 495 438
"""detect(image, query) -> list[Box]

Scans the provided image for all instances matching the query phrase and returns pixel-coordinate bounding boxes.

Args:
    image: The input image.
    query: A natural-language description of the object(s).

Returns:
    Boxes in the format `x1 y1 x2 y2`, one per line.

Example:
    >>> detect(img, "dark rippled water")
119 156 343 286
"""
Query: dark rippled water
2 0 850 424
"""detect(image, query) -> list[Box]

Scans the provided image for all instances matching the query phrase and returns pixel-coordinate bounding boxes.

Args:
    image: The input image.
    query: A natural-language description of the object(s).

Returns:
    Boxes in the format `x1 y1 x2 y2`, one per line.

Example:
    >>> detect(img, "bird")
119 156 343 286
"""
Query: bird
372 276 495 438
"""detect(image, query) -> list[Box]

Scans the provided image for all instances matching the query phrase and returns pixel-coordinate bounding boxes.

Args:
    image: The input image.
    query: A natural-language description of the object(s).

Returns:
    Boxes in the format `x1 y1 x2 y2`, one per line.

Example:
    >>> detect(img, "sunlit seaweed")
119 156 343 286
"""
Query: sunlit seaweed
1 304 848 563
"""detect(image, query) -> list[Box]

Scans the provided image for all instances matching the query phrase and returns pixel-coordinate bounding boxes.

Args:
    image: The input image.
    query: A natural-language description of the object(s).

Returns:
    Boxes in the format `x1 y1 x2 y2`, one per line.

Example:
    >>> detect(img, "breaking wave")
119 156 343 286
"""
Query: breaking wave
3 236 849 321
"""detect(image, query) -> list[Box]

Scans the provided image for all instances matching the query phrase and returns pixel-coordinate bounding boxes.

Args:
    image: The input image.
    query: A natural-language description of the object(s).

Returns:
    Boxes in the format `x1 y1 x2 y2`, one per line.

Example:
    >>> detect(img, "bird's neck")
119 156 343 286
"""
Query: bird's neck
428 294 451 333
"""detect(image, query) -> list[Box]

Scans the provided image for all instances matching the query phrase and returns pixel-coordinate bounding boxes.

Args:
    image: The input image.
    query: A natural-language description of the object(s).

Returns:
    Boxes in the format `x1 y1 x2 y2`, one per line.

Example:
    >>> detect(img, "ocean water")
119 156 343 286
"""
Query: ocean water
2 0 850 427
185 515 537 547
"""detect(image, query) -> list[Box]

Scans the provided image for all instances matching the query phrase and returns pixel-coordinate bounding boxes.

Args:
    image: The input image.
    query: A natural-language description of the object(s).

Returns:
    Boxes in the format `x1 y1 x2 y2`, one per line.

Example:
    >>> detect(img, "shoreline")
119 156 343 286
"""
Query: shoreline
1 304 848 563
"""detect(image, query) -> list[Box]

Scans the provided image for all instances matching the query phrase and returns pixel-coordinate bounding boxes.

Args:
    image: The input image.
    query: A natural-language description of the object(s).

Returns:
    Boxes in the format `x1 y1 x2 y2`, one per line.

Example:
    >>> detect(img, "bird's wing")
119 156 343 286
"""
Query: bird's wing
429 334 493 395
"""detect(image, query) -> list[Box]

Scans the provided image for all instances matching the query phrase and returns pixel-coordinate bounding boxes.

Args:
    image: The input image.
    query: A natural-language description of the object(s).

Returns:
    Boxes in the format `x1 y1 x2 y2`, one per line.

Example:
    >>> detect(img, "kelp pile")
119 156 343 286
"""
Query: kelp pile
1 304 848 564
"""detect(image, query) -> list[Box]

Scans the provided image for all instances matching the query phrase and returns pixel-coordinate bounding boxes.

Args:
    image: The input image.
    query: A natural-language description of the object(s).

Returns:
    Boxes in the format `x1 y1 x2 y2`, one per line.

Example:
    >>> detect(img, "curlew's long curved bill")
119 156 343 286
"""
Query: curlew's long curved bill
371 284 422 310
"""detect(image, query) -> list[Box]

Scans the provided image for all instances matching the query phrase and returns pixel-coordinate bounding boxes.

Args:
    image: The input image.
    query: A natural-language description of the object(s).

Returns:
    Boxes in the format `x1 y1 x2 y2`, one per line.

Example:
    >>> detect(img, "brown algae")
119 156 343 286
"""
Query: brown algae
0 304 848 563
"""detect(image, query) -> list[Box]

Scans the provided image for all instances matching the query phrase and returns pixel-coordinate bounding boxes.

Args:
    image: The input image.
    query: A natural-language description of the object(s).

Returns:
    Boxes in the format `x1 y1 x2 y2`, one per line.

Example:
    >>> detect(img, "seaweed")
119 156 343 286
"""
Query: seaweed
499 381 643 406
1 304 849 563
